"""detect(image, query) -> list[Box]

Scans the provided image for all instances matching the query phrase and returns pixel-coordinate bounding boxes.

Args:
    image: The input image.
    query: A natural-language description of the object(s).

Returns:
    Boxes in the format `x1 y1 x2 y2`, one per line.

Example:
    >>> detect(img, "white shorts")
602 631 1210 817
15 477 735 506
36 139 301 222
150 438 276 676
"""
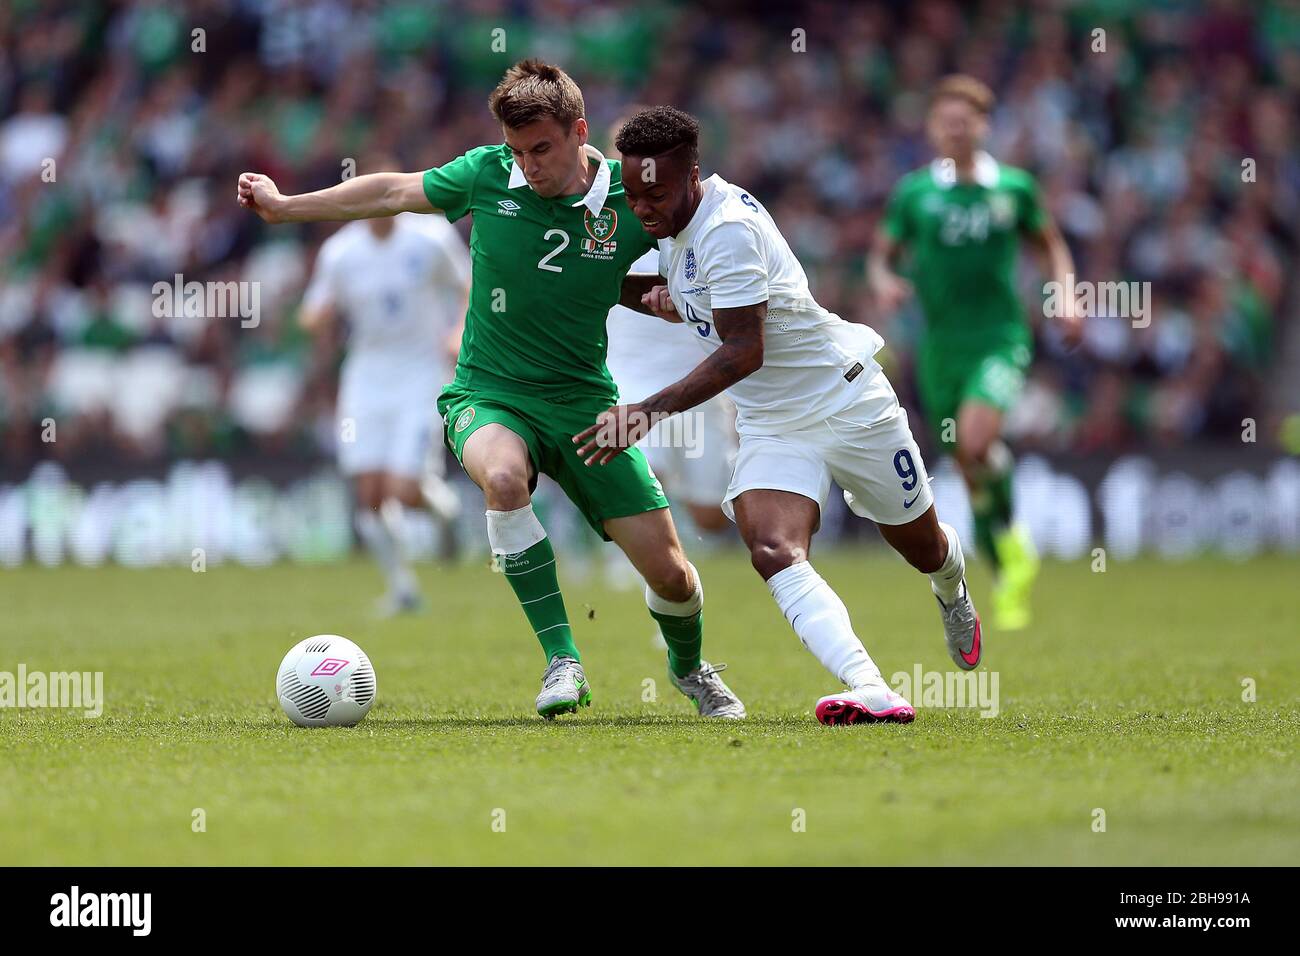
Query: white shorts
337 395 440 479
722 386 934 527
639 392 738 508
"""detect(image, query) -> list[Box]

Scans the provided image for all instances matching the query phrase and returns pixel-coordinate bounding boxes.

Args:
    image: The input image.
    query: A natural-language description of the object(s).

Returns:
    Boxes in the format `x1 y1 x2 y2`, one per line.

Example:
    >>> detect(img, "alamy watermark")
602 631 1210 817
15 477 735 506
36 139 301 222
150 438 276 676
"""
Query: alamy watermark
890 665 999 718
591 410 707 458
1044 273 1151 328
50 886 150 936
152 274 260 328
0 665 103 717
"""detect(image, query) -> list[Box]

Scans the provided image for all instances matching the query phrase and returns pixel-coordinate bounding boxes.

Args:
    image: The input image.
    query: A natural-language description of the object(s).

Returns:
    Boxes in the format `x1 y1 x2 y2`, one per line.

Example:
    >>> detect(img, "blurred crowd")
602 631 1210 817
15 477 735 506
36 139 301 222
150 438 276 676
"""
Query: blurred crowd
1 0 1297 470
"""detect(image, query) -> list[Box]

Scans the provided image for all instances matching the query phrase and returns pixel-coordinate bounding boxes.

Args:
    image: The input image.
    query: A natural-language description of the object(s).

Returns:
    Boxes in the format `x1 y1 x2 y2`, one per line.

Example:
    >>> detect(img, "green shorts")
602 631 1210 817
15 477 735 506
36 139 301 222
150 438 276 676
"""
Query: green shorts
916 343 1031 449
438 382 669 540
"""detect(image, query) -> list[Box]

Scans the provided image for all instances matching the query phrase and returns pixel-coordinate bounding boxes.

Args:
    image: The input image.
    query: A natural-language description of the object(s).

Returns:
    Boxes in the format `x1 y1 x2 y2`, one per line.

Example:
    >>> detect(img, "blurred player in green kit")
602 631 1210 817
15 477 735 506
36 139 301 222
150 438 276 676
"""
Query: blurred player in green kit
870 75 1081 630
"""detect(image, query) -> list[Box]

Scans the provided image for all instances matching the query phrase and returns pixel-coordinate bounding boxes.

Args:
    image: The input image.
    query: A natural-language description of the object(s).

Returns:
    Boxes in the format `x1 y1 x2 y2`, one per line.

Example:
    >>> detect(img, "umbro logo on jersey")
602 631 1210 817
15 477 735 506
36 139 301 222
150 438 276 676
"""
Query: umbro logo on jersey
497 199 521 217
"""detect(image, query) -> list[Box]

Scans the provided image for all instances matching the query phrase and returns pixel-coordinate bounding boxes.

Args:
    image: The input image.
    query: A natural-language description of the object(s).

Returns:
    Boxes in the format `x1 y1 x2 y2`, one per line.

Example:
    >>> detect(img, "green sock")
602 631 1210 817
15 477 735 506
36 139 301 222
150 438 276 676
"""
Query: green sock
988 465 1015 532
501 537 580 663
970 486 1001 571
650 609 702 678
971 446 1015 569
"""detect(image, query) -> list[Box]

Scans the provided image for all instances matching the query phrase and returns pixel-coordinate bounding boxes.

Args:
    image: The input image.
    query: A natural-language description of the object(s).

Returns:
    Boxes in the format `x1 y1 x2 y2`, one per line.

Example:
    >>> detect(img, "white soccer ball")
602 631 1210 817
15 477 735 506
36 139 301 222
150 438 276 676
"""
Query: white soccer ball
276 634 377 727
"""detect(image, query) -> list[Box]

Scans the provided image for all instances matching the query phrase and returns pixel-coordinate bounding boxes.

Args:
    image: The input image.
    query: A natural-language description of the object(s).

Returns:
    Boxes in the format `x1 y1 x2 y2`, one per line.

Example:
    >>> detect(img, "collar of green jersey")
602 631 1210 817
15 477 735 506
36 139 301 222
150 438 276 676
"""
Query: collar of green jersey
507 143 611 215
930 150 1000 189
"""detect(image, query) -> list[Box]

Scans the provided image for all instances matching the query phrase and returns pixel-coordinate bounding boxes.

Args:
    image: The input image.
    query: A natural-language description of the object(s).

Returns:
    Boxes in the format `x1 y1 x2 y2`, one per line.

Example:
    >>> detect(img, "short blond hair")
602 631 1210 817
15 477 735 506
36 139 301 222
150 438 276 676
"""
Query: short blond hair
930 74 996 115
489 59 585 130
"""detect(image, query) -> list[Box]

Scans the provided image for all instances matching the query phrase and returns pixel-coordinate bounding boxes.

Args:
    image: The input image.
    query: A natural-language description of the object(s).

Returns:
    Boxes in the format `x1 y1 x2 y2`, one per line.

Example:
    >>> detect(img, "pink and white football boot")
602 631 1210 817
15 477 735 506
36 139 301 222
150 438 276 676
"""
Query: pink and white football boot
815 681 915 725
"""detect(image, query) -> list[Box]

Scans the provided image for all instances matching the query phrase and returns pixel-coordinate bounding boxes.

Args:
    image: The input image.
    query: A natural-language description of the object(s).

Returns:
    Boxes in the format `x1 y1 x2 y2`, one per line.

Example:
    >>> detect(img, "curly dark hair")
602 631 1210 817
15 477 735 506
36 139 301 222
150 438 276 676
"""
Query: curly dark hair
614 106 700 166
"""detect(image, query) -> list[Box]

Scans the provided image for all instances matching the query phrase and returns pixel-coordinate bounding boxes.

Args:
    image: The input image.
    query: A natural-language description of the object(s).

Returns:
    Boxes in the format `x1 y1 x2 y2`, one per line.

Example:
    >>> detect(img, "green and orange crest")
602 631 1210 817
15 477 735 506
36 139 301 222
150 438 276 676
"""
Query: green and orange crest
584 207 618 243
454 407 475 433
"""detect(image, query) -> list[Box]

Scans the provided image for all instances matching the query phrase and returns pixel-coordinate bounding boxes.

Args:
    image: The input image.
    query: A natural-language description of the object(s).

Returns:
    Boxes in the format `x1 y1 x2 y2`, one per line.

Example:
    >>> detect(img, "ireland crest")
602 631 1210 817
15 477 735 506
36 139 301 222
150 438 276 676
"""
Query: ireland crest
584 207 618 243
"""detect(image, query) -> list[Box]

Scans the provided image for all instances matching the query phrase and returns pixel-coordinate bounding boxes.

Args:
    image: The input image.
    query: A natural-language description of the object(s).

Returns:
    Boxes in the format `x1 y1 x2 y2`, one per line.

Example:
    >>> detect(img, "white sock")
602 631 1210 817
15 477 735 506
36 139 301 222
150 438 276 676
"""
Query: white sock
767 561 881 689
357 506 416 596
379 498 410 553
485 503 547 555
930 521 965 604
645 561 703 617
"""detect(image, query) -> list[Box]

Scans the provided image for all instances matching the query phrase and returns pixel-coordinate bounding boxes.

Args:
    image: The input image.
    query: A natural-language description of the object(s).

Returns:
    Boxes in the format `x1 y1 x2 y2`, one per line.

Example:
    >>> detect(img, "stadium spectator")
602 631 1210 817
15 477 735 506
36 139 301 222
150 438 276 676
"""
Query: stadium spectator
0 0 1296 468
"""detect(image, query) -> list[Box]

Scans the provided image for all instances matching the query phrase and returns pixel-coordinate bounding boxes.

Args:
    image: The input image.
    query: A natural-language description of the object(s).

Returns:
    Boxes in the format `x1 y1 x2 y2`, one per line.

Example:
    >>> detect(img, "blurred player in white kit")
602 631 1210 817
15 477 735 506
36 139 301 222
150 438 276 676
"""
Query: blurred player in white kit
300 158 470 615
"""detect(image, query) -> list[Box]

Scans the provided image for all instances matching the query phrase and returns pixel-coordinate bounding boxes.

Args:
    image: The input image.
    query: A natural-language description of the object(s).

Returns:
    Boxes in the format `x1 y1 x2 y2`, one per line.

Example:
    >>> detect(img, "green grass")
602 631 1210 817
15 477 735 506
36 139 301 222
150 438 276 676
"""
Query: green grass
1 551 1296 865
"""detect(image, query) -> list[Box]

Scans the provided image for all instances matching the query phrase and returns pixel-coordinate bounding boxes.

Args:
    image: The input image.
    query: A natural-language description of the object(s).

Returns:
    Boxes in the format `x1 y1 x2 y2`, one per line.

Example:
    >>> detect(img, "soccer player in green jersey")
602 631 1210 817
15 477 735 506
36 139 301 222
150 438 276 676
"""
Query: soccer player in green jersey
869 75 1081 631
237 60 744 719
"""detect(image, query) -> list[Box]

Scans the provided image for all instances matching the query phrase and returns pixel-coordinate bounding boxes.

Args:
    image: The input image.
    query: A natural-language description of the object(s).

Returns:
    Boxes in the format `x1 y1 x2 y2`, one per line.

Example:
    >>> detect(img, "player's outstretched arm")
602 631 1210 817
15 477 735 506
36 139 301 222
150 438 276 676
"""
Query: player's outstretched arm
573 302 765 466
237 171 436 224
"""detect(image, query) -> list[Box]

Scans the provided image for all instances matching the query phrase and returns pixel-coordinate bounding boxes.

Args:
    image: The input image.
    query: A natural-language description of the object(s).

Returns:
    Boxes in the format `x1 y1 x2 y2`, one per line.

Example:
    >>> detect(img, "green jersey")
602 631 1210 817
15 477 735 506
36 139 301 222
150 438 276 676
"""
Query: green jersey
422 143 656 402
882 153 1046 356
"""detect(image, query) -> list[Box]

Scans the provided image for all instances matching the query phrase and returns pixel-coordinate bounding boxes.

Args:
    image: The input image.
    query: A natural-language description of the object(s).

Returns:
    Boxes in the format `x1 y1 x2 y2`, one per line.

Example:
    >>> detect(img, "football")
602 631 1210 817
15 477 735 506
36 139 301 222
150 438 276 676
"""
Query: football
276 635 377 727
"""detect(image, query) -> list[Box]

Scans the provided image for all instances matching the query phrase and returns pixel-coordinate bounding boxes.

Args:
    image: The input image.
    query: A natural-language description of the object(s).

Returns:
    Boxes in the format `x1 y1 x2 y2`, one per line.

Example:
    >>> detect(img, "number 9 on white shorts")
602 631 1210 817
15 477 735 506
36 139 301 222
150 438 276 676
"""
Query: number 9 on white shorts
721 392 934 527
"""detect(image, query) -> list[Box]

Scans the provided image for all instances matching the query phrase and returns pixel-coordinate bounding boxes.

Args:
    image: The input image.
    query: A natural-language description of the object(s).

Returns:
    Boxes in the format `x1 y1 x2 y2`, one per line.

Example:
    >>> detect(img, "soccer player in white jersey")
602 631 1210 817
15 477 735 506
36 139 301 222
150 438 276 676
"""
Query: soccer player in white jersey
301 165 470 615
576 107 982 725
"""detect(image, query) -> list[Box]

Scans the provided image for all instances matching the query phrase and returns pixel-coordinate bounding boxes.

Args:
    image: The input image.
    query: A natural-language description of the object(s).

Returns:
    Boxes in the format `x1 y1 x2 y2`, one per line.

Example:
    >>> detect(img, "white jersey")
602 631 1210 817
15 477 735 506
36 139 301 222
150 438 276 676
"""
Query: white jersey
605 249 713 400
302 213 470 392
657 174 885 436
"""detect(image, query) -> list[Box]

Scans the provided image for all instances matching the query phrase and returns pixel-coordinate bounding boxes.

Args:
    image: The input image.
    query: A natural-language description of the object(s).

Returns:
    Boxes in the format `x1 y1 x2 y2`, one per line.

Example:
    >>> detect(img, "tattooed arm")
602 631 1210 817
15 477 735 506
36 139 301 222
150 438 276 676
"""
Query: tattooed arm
573 301 765 465
641 301 765 416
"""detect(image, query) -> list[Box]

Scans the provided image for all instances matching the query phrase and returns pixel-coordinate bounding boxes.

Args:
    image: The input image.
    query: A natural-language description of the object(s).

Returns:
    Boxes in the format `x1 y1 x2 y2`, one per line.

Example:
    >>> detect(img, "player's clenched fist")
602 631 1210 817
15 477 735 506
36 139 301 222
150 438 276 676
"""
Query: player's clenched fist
641 285 681 322
237 172 285 223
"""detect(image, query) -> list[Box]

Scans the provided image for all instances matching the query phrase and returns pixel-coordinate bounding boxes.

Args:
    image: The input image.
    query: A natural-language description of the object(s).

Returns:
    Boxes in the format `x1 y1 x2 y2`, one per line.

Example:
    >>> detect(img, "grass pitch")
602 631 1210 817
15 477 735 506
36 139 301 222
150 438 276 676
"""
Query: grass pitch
1 550 1295 865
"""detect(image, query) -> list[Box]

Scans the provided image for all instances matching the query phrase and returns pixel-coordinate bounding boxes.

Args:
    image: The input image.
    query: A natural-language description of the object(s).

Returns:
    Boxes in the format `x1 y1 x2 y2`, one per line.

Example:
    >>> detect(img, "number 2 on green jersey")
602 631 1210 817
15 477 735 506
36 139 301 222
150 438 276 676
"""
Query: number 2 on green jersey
537 229 569 272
